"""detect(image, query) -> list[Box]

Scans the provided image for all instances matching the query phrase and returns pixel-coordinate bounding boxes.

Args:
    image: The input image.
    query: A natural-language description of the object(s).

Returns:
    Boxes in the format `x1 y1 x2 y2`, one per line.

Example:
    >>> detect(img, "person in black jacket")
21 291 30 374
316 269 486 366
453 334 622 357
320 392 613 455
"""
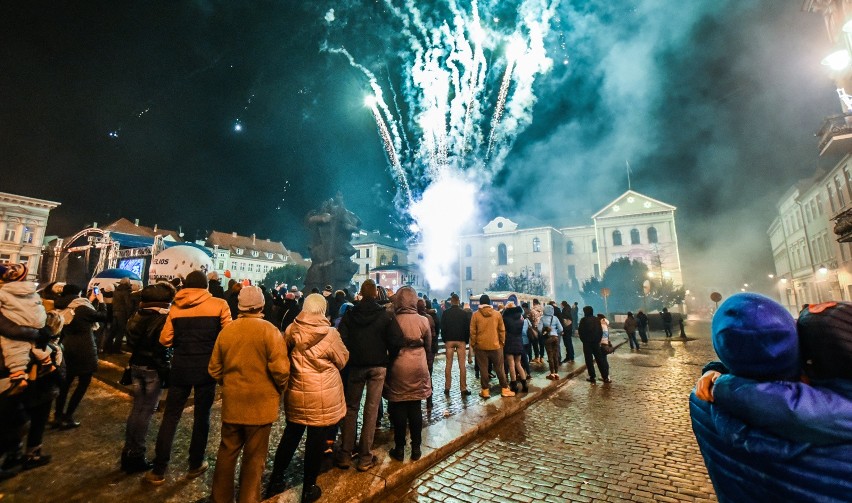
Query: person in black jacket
577 305 610 384
105 278 135 354
53 284 108 429
334 280 400 472
121 282 175 474
502 302 527 392
439 294 471 396
207 272 225 299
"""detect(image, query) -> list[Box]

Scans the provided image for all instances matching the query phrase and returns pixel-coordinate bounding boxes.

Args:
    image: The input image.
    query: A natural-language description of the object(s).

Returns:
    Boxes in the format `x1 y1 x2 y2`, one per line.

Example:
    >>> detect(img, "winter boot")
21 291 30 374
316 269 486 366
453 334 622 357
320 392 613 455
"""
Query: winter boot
521 379 529 392
509 381 518 392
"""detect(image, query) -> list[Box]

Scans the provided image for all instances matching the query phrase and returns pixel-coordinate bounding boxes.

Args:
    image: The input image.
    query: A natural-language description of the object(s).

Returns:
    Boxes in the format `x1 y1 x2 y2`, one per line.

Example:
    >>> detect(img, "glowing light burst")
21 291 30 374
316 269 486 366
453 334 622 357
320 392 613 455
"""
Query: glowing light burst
325 0 557 290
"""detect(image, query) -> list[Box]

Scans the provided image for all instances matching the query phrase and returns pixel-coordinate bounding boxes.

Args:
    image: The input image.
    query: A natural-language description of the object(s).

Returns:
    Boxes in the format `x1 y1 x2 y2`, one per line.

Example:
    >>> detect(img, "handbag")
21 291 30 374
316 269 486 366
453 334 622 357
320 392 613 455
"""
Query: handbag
119 366 132 386
600 341 615 355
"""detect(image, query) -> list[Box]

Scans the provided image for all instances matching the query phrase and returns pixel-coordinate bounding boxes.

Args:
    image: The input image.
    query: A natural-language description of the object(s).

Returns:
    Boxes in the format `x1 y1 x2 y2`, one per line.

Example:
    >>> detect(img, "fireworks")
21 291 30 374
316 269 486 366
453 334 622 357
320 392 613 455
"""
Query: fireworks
326 0 558 289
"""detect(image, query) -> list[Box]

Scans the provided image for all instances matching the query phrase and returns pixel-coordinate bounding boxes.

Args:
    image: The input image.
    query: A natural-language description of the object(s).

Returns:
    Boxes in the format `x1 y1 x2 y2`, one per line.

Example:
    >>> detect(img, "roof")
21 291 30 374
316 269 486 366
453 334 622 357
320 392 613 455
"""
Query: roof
351 230 407 250
591 190 676 220
371 263 421 273
207 230 289 257
103 218 183 241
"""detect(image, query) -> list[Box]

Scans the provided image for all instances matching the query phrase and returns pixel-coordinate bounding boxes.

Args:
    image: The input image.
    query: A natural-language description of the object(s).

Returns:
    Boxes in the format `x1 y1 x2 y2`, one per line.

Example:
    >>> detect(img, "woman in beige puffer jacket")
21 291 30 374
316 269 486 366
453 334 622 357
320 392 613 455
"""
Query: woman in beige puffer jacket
267 294 349 502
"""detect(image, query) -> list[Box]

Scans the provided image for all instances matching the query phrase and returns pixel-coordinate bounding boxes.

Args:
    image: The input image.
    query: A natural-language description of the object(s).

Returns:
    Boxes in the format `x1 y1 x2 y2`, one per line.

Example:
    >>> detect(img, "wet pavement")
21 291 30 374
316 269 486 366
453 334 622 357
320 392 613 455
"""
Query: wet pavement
389 322 718 503
0 323 717 502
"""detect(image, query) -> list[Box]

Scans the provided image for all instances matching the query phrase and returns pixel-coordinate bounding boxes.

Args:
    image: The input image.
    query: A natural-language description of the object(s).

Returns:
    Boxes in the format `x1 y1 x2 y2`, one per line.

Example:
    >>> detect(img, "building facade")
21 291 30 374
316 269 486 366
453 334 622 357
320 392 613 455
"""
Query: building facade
207 230 309 286
0 192 60 280
453 190 683 301
351 230 408 292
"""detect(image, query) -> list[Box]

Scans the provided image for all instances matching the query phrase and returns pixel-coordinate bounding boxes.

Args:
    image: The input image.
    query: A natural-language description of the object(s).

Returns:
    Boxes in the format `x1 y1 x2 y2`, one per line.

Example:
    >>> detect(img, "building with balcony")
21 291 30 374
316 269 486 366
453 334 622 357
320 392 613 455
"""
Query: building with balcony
0 192 60 280
351 230 407 293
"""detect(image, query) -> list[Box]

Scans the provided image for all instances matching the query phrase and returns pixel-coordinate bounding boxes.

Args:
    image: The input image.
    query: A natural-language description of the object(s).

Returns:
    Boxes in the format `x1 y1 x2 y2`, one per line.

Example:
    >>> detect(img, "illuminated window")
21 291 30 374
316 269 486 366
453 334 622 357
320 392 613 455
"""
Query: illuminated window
380 255 387 266
612 231 622 246
22 227 33 244
648 227 658 244
391 254 398 265
532 237 541 252
497 243 508 265
630 229 640 245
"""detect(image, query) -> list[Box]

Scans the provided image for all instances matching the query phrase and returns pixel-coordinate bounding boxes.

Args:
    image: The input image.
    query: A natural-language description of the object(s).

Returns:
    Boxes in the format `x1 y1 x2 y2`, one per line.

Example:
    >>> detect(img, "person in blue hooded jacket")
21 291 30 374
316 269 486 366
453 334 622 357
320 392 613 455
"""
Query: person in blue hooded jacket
690 293 852 503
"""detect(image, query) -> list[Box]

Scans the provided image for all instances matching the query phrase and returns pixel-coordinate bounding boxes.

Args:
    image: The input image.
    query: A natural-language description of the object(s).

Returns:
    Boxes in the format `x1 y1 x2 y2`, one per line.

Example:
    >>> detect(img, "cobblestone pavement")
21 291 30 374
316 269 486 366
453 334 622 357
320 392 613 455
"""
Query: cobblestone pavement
391 321 718 503
0 333 583 502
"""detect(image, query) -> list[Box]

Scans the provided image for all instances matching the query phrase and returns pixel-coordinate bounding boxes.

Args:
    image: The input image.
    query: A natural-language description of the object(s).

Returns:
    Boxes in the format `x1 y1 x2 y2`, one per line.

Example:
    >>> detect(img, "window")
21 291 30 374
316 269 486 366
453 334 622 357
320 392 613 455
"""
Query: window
365 264 370 275
18 256 29 267
648 227 658 244
265 252 273 259
366 249 371 258
566 241 574 255
532 237 541 252
630 228 640 245
251 250 259 257
497 243 508 265
593 263 600 277
838 176 848 208
218 261 225 270
22 227 33 244
240 262 245 271
464 244 472 257
534 263 542 276
568 265 576 279
356 250 361 259
391 254 398 265
591 239 597 253
816 194 824 215
612 230 622 246
3 229 16 242
828 184 837 213
465 266 472 280
811 239 819 262
417 253 424 260
0 254 10 263
380 255 387 266
248 263 254 272
235 248 244 255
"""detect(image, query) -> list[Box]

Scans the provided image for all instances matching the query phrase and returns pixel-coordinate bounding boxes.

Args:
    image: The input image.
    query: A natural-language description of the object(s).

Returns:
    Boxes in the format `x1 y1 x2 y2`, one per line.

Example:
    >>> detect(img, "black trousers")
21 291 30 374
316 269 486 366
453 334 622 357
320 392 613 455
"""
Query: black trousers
270 421 328 488
55 373 92 419
581 342 609 380
388 400 422 450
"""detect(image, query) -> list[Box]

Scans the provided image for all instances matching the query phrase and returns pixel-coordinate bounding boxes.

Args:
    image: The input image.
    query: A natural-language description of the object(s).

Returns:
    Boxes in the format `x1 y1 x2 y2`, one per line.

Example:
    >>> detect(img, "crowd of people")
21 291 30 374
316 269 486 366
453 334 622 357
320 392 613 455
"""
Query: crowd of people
0 262 627 502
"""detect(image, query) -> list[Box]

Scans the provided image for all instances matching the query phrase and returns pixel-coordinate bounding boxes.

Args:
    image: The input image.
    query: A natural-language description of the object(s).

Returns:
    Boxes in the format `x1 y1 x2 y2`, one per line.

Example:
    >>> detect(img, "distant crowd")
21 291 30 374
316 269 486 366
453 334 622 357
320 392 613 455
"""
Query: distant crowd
0 264 654 502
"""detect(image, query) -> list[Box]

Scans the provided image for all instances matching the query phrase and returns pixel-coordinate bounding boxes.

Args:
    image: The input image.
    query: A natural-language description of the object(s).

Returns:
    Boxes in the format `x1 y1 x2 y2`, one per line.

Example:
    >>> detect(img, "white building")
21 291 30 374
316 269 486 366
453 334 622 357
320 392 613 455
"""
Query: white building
351 230 407 292
0 192 60 280
207 231 309 286
439 190 684 300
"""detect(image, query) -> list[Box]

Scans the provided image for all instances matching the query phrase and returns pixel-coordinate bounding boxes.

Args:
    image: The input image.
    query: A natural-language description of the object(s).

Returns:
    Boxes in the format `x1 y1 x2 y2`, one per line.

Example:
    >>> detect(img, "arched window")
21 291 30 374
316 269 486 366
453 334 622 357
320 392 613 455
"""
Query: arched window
391 254 398 265
630 228 640 245
591 239 597 253
464 244 472 257
648 227 658 244
532 237 541 252
497 243 508 265
380 254 387 266
566 241 574 255
612 230 622 246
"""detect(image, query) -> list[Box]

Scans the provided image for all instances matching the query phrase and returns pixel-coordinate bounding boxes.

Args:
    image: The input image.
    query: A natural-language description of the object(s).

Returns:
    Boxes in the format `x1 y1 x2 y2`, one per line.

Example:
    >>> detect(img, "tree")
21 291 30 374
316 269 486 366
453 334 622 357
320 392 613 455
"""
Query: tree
487 271 549 296
262 263 308 290
581 257 685 314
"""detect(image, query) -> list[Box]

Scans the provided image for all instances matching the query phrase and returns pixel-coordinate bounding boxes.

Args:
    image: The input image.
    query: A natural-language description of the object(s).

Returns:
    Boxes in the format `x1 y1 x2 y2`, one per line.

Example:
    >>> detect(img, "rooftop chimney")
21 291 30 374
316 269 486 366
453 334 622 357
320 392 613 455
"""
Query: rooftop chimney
153 224 158 232
134 218 139 226
232 232 237 237
252 233 256 245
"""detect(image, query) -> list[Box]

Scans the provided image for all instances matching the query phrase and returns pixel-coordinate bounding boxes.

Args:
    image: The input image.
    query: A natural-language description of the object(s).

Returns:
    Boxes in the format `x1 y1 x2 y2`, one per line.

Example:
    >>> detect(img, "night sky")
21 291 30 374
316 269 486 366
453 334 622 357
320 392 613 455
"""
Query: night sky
0 1 842 295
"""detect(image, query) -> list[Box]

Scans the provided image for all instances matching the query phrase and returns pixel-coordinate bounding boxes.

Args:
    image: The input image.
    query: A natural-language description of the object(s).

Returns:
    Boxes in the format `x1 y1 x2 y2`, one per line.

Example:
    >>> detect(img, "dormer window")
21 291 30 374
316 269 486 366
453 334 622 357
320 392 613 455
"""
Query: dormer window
251 250 259 257
235 248 244 255
265 252 273 259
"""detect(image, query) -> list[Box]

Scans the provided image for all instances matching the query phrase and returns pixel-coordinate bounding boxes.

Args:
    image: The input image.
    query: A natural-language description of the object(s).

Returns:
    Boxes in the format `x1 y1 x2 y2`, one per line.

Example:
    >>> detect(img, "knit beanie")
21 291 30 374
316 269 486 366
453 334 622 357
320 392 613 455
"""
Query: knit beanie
479 294 491 306
360 279 378 299
238 285 265 311
184 270 208 289
796 301 852 380
141 282 176 303
711 292 799 380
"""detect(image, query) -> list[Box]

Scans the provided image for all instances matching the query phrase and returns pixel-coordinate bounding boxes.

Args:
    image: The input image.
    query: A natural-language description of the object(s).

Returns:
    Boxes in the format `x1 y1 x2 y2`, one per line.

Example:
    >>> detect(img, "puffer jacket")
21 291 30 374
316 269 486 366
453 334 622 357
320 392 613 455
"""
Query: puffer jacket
470 304 505 351
502 306 525 355
383 287 431 402
159 288 231 386
284 310 348 426
536 304 563 338
55 294 106 376
578 313 603 345
623 315 637 334
126 304 172 372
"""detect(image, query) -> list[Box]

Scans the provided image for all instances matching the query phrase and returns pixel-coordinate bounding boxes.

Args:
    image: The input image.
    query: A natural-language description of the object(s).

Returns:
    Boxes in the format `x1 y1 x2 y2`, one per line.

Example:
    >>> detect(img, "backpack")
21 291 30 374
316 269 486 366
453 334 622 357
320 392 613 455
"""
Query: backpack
526 317 539 340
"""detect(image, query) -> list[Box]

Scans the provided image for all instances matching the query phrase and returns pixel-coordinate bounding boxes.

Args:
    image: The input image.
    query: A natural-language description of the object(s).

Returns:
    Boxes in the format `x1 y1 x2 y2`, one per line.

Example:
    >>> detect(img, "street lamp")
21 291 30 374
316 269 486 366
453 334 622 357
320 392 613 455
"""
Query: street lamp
822 49 851 71
819 265 829 275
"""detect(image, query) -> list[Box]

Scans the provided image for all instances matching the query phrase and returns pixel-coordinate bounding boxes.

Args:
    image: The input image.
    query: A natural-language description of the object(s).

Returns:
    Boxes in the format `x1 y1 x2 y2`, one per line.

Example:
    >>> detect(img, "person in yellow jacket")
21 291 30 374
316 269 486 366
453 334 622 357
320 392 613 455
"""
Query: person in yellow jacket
469 294 514 398
208 286 290 503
